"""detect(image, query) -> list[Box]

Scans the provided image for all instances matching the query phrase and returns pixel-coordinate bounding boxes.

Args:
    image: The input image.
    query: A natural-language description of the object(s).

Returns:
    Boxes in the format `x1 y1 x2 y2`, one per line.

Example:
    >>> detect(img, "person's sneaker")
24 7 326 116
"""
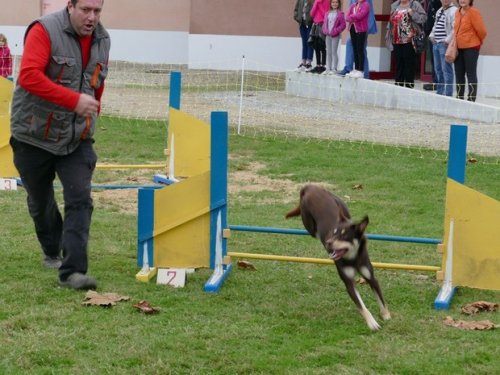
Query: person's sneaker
59 272 97 290
423 83 436 91
43 256 62 269
316 66 326 74
347 70 363 78
295 63 305 72
305 64 315 73
336 68 349 77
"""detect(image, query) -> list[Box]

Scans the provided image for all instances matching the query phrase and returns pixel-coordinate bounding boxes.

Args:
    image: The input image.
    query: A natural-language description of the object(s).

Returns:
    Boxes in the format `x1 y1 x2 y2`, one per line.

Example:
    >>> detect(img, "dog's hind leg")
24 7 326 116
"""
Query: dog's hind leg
285 206 301 219
338 267 381 331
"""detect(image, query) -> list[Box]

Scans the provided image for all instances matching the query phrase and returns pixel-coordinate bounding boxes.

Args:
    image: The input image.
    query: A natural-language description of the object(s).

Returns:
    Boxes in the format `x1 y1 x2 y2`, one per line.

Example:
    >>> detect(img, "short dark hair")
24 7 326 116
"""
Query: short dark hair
70 0 104 6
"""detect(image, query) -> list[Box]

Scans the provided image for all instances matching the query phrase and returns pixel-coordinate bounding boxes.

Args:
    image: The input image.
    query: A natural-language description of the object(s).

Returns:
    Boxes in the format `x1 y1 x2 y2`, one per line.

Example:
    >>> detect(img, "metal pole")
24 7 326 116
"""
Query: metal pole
237 55 245 135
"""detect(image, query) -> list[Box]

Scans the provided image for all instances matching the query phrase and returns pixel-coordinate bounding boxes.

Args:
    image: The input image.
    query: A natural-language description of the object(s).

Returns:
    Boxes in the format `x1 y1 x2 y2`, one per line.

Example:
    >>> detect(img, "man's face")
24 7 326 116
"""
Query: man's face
67 0 104 36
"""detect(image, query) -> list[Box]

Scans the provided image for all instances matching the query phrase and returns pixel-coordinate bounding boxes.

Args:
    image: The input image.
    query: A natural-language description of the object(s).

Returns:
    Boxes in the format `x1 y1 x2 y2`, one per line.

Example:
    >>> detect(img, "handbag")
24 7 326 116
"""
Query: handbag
307 23 318 46
412 30 426 54
445 13 461 64
445 37 458 63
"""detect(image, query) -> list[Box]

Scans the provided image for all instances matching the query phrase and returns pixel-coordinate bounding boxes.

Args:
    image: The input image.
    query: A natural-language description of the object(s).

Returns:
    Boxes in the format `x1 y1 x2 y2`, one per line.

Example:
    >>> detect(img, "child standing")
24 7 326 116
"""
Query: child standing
322 0 346 74
345 0 370 78
309 0 330 74
0 33 12 79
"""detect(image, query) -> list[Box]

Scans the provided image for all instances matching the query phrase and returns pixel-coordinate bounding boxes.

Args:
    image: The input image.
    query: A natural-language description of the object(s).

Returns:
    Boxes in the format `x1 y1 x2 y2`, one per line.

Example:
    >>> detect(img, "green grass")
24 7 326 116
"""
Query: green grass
0 116 498 374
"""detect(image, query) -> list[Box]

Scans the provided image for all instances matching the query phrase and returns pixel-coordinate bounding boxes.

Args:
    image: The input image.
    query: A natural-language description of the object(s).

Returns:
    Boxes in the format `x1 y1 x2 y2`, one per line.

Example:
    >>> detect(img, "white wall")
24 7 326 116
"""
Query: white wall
107 29 188 64
188 34 299 72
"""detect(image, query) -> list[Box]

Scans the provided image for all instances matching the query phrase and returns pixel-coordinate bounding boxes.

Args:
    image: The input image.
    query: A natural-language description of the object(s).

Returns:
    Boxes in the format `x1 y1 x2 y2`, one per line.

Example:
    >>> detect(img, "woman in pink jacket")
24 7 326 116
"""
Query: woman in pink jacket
345 0 370 78
308 0 330 73
322 0 346 74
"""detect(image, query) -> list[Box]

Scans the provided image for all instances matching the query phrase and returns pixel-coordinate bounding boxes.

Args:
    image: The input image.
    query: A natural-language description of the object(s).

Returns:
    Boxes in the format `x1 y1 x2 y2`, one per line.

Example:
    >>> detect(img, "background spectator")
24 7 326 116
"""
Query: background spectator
0 33 12 78
345 0 370 79
429 0 457 96
337 0 376 78
308 0 330 73
294 0 314 71
322 0 346 74
454 0 487 102
386 0 427 88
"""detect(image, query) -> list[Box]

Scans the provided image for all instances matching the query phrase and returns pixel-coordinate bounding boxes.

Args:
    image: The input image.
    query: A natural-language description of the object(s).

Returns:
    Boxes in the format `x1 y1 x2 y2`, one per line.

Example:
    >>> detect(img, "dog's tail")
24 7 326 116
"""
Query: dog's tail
285 206 301 219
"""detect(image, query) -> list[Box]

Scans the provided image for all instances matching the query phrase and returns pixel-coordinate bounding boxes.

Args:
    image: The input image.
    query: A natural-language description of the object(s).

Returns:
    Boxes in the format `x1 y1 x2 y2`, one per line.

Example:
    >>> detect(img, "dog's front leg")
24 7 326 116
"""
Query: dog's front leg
358 266 391 322
338 266 381 331
368 277 391 322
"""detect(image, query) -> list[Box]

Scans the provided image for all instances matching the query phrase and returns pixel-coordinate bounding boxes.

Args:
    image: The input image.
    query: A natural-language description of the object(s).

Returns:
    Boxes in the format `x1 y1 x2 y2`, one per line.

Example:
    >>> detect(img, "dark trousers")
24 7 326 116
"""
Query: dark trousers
394 42 416 88
454 48 479 102
299 23 314 61
349 26 367 72
314 42 326 66
10 137 96 281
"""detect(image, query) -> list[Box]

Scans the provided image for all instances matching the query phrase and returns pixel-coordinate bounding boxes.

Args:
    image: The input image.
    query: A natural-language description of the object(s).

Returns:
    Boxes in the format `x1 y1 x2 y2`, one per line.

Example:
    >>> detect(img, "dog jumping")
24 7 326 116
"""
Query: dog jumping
286 184 391 331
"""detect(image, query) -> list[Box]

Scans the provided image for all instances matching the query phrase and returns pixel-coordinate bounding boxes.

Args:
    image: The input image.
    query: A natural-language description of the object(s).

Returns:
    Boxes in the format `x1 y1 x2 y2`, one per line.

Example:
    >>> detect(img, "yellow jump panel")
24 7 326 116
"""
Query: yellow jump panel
442 179 500 291
0 77 17 177
153 171 211 268
168 108 210 178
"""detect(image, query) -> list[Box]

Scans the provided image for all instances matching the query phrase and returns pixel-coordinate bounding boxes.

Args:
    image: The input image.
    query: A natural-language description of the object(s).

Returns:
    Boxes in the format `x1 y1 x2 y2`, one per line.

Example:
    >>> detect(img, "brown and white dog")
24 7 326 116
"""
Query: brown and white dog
286 184 391 331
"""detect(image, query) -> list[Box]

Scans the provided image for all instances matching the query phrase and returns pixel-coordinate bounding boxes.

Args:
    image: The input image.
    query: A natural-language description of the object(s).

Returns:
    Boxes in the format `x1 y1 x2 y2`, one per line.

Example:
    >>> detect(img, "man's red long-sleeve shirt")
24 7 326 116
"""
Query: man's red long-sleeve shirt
17 22 104 111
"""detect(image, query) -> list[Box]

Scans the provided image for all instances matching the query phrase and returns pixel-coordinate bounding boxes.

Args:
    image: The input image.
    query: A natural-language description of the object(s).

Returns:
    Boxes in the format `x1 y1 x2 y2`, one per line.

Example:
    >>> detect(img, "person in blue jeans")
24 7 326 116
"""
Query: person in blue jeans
429 0 457 96
294 0 314 70
337 0 376 78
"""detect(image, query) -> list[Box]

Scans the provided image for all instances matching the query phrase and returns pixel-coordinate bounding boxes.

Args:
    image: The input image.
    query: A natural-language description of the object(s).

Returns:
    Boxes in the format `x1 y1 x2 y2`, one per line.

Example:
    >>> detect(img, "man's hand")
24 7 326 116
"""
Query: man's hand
75 93 99 117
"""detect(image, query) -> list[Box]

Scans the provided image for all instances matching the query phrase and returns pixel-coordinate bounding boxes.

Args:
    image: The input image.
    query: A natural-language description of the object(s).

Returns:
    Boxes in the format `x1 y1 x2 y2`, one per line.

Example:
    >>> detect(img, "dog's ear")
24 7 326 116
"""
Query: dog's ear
356 216 369 233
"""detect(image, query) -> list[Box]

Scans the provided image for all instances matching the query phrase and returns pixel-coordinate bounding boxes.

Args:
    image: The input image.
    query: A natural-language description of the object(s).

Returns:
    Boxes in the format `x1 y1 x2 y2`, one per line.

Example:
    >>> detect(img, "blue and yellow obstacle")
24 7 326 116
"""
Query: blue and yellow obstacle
136 74 499 305
135 71 231 289
434 126 500 308
0 77 16 178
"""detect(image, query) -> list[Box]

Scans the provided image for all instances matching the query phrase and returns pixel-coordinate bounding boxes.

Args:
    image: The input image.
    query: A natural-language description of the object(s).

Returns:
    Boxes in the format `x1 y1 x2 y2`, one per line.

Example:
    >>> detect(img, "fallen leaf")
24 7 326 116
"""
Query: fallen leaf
126 176 139 182
237 260 257 271
352 184 363 190
443 316 499 330
133 300 160 314
461 301 499 315
467 157 478 164
82 291 130 307
356 277 367 284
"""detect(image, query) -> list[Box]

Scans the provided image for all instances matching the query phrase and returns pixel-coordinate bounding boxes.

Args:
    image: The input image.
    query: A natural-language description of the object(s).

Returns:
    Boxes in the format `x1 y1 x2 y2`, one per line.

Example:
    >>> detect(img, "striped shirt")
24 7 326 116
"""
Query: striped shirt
433 9 447 43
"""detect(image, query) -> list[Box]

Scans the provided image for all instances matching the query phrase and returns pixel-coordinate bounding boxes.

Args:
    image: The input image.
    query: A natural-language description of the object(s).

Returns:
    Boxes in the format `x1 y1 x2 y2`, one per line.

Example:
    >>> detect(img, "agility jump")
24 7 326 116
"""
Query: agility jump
134 71 499 308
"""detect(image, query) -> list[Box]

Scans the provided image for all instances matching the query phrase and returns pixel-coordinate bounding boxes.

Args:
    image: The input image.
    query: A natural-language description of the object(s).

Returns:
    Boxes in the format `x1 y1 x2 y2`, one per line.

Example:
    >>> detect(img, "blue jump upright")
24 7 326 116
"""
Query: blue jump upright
204 111 233 292
434 124 468 310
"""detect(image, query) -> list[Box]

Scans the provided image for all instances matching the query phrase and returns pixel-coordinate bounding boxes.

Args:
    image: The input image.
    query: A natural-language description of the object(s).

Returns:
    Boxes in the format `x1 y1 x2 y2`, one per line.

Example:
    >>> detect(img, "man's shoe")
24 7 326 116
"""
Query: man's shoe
43 256 62 269
423 83 436 91
59 273 97 290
